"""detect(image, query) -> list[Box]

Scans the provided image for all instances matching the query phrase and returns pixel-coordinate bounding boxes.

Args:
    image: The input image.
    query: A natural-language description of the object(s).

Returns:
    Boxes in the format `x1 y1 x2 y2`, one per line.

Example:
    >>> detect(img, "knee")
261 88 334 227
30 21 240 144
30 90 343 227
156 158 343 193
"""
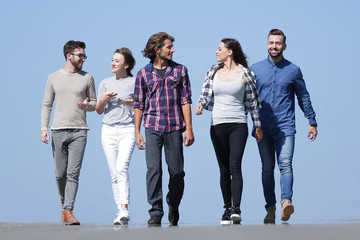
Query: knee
278 160 293 173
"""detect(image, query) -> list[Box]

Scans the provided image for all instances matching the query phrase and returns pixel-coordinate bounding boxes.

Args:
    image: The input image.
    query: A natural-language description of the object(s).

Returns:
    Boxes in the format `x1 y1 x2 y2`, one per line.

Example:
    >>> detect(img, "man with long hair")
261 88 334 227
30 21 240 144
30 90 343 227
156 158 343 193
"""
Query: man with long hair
134 32 194 226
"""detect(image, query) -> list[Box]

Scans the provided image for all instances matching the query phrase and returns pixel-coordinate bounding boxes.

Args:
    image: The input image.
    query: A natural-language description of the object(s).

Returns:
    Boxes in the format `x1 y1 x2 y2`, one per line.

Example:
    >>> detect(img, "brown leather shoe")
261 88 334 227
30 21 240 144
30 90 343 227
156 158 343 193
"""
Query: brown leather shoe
63 210 80 225
264 207 276 224
281 200 294 221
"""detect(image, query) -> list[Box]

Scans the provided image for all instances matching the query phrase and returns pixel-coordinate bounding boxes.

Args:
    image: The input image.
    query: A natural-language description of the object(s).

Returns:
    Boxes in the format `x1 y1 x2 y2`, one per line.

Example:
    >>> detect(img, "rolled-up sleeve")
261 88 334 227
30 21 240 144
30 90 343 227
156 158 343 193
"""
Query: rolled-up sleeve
134 69 146 110
180 66 192 105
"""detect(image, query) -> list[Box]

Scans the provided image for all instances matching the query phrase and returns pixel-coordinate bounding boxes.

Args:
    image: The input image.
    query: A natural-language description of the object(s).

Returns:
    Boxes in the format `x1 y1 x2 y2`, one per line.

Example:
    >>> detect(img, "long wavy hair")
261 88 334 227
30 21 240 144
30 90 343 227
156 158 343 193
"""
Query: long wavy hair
221 38 248 68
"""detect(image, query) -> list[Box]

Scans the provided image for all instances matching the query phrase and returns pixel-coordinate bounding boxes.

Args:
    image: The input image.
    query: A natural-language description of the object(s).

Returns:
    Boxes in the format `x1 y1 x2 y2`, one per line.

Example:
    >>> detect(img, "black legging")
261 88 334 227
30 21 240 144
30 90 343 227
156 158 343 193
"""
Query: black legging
210 123 248 209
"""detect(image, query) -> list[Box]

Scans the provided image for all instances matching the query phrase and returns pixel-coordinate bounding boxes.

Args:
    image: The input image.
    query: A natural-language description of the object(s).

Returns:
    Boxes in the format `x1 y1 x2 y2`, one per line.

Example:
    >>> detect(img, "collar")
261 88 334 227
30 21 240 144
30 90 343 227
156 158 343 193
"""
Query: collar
267 56 286 67
144 60 177 73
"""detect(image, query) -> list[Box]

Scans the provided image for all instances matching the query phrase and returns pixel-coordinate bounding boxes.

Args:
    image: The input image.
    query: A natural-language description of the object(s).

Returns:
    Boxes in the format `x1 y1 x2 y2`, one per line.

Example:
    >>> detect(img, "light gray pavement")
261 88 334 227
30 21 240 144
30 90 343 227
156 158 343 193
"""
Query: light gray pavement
1 222 360 240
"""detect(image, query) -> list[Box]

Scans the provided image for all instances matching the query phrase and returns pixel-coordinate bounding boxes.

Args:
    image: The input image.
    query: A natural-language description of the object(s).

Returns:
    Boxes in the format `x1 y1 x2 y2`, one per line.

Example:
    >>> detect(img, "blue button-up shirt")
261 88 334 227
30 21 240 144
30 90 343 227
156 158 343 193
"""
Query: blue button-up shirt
250 57 317 140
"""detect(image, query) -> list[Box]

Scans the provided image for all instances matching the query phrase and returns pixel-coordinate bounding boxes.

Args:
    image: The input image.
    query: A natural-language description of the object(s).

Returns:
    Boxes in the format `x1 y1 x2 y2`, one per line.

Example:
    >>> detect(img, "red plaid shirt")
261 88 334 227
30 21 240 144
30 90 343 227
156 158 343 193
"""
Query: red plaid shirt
134 61 192 132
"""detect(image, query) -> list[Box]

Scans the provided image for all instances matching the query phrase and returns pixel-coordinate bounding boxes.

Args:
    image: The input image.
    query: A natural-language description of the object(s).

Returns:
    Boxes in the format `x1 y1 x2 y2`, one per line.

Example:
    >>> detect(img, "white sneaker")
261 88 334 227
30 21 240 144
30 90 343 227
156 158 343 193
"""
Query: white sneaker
114 208 130 225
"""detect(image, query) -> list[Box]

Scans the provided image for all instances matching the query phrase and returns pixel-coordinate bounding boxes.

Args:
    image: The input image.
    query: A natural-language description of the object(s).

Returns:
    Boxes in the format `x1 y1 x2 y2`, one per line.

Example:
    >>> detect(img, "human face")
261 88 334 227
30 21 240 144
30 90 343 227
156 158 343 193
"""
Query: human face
267 35 286 61
69 48 86 71
216 42 232 63
158 39 175 61
111 53 128 74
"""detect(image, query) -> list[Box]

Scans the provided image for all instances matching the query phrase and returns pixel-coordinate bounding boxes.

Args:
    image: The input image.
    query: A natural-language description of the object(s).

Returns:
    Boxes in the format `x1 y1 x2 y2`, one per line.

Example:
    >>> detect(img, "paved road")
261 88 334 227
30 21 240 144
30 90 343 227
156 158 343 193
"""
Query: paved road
1 222 360 240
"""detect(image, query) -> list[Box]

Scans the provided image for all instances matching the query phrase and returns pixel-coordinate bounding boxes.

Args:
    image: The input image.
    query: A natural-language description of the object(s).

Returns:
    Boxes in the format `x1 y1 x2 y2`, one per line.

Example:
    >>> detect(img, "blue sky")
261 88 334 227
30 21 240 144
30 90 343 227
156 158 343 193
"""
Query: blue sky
0 0 359 225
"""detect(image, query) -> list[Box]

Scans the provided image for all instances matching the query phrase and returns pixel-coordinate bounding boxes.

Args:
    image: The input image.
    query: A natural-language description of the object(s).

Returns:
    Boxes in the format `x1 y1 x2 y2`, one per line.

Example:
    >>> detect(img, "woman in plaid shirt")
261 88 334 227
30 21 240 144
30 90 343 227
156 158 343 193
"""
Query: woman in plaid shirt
196 38 263 225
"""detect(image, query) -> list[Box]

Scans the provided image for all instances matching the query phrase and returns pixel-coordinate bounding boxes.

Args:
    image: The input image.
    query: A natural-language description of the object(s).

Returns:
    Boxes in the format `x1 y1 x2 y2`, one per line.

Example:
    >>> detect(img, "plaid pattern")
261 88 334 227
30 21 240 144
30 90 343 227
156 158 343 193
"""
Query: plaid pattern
134 61 192 132
197 63 261 127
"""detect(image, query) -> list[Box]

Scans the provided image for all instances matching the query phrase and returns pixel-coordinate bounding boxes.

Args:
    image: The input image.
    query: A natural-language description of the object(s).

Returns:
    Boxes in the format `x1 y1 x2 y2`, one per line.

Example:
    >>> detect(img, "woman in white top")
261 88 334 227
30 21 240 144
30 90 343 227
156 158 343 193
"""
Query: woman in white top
196 39 263 225
96 48 136 225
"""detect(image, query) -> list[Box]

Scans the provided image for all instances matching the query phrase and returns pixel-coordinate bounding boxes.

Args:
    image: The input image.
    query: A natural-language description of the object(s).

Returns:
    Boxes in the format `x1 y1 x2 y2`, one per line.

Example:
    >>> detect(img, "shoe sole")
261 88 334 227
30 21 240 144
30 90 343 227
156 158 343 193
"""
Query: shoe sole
65 222 80 225
281 204 294 221
221 220 233 225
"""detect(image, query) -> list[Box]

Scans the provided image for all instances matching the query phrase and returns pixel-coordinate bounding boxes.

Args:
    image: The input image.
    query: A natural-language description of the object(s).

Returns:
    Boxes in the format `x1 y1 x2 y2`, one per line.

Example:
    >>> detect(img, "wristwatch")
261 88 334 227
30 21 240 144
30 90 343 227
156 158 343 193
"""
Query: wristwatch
311 124 317 127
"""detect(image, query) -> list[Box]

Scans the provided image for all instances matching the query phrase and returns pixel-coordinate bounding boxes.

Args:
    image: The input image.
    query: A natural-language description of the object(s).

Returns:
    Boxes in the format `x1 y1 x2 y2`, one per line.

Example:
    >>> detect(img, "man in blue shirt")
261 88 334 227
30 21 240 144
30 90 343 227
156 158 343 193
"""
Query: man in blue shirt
251 29 318 224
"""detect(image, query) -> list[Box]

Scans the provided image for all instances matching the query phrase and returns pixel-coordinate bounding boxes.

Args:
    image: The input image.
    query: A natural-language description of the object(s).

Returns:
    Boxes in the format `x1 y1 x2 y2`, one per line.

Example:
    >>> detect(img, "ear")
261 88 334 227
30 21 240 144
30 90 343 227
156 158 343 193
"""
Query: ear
124 64 129 69
283 43 287 51
227 49 233 56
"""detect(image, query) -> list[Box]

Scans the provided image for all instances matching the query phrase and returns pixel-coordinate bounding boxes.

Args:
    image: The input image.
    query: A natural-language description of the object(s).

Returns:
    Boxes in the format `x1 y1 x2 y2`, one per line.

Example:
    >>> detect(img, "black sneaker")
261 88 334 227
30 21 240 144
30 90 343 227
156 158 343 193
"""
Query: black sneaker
230 206 241 224
221 208 232 225
168 205 179 226
148 215 162 227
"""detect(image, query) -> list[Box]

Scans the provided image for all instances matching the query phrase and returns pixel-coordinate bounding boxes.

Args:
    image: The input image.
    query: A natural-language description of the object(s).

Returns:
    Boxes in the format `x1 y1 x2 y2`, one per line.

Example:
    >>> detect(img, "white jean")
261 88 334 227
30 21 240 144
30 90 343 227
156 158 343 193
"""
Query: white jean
101 122 135 209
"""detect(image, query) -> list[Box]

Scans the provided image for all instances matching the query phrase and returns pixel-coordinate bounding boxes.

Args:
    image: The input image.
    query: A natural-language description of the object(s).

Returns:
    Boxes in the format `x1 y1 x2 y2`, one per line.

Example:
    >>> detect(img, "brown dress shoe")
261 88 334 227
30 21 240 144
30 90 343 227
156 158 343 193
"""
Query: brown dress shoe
63 210 80 225
281 200 294 221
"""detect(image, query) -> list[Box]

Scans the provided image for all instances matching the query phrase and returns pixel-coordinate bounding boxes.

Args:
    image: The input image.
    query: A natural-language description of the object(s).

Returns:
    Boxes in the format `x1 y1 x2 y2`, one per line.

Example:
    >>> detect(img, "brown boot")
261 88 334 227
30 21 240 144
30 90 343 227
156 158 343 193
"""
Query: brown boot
281 200 294 221
264 207 276 224
63 210 80 225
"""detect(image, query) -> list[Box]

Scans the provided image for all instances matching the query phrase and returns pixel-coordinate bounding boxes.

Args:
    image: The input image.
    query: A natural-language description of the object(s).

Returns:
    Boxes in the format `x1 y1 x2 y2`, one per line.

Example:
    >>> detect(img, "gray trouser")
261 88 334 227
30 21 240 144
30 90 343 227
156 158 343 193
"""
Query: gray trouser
51 129 87 211
145 128 185 218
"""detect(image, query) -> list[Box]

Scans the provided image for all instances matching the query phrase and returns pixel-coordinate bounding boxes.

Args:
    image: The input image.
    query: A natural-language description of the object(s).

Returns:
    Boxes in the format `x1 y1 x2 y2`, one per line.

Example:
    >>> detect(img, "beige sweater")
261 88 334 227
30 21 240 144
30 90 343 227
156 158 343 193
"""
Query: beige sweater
41 69 97 131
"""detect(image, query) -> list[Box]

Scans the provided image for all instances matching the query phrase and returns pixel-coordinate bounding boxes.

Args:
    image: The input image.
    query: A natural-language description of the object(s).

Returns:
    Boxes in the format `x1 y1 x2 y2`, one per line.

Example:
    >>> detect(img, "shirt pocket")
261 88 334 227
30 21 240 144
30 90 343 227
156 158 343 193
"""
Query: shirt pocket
146 78 159 93
167 76 181 89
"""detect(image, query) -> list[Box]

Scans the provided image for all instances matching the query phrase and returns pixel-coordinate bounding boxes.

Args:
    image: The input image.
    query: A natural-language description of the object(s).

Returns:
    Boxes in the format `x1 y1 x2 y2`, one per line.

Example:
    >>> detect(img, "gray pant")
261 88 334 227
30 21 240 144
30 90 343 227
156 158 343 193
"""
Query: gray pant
51 129 87 211
145 128 185 218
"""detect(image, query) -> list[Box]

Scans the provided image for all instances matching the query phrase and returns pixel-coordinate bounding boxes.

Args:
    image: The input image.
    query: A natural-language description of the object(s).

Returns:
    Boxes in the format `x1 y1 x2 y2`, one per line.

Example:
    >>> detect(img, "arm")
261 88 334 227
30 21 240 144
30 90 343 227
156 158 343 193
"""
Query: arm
134 108 145 150
180 66 195 147
40 77 54 144
294 69 318 141
95 88 117 115
78 76 97 111
196 64 219 113
134 70 146 150
182 103 195 147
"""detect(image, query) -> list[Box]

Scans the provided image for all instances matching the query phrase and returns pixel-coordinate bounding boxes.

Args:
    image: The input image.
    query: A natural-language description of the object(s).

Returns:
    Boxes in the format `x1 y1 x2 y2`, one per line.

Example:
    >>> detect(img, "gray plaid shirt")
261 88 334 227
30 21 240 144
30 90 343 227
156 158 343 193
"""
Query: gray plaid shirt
197 63 261 127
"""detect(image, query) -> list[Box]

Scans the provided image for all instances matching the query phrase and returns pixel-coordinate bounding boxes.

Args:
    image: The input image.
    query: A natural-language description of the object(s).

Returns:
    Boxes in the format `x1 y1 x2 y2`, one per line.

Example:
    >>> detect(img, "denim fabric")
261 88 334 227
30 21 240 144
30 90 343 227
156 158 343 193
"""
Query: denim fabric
101 123 135 208
250 58 317 141
257 133 295 209
144 128 185 218
51 129 87 211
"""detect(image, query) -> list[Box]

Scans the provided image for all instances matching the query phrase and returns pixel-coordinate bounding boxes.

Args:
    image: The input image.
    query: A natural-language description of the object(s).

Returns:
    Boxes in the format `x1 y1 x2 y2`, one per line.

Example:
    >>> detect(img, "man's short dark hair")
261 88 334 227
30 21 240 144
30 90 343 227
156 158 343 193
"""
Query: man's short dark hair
142 32 175 61
63 40 86 59
268 29 286 44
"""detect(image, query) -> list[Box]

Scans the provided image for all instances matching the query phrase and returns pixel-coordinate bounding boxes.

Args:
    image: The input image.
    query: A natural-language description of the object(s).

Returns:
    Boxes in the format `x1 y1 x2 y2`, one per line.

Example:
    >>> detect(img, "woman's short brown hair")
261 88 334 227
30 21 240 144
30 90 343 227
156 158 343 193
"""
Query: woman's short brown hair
114 48 136 77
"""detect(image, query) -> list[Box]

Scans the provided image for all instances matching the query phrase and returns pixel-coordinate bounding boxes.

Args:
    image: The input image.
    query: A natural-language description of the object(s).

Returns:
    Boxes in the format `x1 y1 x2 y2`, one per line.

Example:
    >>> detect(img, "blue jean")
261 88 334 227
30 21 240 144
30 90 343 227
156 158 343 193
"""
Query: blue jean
51 129 87 212
257 133 295 209
145 128 185 218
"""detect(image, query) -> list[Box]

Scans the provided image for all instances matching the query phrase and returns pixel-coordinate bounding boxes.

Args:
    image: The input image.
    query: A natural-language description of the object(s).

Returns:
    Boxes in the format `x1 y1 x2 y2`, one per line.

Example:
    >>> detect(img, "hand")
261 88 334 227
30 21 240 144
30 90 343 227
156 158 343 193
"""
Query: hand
195 104 203 115
183 129 195 147
255 127 263 142
78 97 89 110
121 97 134 107
308 126 318 141
40 130 50 144
100 89 117 103
136 133 146 150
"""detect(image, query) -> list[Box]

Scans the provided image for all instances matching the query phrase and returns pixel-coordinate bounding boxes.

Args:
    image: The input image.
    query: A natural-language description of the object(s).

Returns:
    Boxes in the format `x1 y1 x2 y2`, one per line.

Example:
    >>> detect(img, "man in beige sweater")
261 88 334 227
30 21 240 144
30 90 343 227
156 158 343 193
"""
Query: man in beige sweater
40 40 96 225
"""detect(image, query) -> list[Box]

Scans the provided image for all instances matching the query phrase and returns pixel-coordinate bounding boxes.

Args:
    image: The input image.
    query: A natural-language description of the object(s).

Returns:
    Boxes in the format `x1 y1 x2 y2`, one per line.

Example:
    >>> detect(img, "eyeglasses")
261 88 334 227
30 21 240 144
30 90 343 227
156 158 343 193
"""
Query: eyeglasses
70 53 87 60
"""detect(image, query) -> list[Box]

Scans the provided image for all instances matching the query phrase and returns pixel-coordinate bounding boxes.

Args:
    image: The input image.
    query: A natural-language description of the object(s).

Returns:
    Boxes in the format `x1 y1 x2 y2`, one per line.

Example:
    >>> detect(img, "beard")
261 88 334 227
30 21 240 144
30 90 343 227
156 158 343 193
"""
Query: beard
268 49 283 59
70 58 83 71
